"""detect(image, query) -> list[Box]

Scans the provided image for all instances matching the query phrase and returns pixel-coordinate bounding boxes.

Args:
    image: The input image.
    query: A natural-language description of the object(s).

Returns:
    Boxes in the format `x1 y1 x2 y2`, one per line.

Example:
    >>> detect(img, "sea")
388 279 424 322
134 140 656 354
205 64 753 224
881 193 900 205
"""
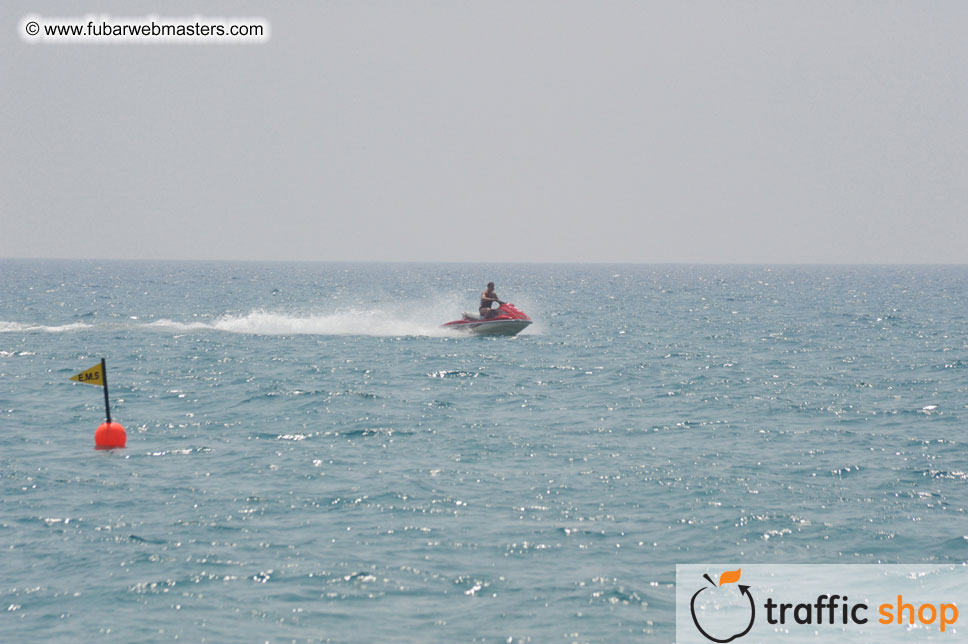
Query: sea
1 260 966 643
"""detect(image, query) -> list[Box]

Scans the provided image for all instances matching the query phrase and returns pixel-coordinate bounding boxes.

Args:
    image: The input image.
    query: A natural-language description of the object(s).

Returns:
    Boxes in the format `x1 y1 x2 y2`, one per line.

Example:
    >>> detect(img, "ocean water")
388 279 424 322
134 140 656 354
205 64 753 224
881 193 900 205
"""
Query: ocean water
1 260 966 643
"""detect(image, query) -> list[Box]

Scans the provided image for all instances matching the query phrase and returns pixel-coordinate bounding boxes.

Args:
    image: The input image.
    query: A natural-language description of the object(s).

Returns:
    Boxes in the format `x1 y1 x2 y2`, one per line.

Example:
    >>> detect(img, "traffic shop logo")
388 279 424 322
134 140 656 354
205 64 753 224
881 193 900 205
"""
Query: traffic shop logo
690 568 755 643
682 565 961 641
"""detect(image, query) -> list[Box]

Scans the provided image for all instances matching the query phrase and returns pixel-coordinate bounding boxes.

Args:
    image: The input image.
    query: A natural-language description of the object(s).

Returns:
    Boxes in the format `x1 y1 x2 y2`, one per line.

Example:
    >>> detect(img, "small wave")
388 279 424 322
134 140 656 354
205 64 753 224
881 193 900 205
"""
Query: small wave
427 370 484 379
126 534 166 545
0 320 92 333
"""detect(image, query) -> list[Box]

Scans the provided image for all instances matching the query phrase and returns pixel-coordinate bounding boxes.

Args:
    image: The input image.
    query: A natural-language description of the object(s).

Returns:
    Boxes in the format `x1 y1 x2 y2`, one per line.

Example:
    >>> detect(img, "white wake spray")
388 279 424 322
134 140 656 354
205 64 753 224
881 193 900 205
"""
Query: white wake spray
145 294 474 337
146 309 455 337
0 320 93 333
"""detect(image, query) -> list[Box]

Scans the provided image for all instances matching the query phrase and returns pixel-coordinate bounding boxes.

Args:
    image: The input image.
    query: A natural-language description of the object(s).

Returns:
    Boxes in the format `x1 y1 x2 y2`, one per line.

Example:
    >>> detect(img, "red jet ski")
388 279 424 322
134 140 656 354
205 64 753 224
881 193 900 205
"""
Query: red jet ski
443 303 532 336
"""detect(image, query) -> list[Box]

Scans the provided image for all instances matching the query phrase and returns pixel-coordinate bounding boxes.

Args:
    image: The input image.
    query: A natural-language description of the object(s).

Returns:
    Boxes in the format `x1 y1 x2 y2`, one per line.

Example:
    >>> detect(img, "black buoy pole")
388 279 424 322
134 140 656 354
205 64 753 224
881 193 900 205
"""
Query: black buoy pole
92 357 125 449
101 357 112 424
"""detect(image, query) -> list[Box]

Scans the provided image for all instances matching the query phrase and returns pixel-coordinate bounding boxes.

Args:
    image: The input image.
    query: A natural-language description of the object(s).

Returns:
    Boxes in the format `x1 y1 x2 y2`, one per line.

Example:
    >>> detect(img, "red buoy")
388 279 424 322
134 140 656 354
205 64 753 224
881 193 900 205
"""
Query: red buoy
95 421 126 449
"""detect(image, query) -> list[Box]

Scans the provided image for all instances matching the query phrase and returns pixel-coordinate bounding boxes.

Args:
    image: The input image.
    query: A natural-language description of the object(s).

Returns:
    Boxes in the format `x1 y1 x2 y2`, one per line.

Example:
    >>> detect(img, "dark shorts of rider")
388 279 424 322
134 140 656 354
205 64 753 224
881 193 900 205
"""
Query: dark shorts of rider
479 307 495 319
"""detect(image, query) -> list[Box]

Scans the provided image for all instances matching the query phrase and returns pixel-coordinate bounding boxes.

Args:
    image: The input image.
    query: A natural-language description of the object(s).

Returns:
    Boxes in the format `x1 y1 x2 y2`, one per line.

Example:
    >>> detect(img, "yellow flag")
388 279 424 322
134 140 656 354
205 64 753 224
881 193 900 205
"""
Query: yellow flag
70 363 104 386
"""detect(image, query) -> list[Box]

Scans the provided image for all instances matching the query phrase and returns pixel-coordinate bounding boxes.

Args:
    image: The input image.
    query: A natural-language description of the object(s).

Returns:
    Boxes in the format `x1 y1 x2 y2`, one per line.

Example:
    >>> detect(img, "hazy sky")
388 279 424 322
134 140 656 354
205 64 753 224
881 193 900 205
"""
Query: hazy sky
2 1 966 263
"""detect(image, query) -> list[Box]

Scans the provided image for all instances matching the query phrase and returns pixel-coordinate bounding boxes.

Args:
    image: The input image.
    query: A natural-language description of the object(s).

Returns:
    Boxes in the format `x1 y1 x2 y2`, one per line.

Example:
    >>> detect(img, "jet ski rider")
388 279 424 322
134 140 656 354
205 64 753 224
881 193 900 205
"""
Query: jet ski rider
480 282 504 319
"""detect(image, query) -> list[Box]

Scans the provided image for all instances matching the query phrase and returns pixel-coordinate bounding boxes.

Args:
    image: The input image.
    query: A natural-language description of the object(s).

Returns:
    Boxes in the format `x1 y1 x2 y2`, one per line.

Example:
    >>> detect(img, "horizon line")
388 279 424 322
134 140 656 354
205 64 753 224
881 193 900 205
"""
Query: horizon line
1 256 966 267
